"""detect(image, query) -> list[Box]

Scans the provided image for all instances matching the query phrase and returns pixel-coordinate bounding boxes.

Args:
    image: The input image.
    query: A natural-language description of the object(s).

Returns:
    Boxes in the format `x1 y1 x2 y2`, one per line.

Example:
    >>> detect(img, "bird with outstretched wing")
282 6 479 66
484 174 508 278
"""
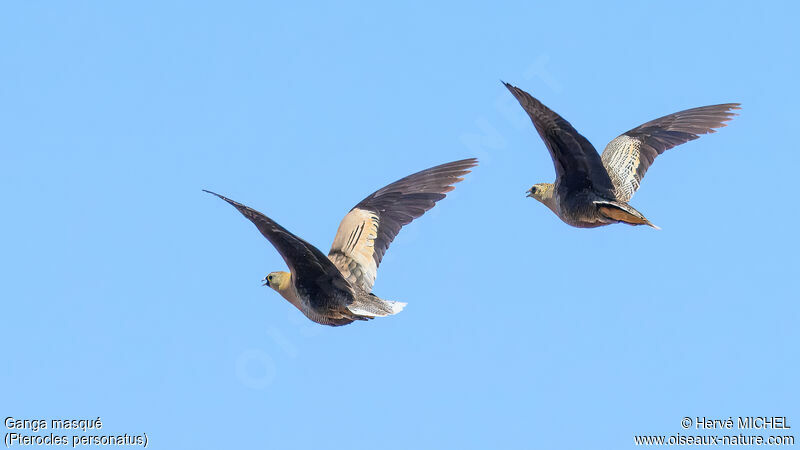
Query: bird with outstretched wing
504 82 739 229
205 158 477 326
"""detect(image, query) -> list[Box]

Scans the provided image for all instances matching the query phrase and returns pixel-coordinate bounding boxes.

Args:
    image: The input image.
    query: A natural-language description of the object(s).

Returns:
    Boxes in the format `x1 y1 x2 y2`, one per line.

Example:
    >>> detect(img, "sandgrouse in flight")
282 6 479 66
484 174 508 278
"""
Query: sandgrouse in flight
504 82 739 229
205 158 477 326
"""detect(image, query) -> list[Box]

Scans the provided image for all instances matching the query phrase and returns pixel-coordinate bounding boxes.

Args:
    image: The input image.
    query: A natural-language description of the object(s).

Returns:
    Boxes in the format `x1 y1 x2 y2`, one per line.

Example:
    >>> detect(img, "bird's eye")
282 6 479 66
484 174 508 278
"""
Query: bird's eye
268 276 272 281
531 186 537 193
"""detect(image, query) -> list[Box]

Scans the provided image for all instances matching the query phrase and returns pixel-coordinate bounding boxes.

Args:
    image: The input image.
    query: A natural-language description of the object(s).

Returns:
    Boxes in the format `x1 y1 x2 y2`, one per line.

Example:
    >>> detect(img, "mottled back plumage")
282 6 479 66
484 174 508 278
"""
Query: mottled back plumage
204 158 477 326
505 81 739 229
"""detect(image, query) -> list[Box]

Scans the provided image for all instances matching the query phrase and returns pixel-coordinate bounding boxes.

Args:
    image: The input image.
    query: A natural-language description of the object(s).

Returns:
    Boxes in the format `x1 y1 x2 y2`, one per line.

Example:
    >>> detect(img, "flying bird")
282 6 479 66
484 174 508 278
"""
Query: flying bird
204 158 477 326
504 82 739 229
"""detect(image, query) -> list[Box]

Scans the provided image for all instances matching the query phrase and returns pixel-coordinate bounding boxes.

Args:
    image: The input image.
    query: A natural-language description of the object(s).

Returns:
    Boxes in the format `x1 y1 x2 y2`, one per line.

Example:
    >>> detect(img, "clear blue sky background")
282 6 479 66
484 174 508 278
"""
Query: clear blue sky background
2 2 798 449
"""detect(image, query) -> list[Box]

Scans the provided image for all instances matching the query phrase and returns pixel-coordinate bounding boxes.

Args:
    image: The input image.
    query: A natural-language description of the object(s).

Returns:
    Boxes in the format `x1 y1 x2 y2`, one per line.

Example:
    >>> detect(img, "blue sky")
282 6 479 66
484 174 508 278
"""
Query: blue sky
1 1 798 449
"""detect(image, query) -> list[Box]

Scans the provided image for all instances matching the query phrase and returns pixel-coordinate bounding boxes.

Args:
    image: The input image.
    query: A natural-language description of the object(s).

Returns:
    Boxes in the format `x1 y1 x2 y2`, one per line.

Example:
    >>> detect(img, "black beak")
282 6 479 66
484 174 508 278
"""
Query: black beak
261 276 270 287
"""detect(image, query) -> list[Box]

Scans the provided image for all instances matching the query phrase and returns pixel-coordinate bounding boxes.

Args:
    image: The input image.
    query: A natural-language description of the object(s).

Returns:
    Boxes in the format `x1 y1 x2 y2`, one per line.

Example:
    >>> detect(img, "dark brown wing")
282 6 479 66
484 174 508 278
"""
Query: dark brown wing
601 103 740 201
327 158 477 291
504 82 616 197
204 190 354 311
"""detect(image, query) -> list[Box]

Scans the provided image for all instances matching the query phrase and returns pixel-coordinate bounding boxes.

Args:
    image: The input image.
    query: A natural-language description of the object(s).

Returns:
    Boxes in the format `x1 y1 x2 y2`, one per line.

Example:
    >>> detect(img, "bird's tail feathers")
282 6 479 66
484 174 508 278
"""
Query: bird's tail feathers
644 220 661 230
596 201 660 230
347 295 406 318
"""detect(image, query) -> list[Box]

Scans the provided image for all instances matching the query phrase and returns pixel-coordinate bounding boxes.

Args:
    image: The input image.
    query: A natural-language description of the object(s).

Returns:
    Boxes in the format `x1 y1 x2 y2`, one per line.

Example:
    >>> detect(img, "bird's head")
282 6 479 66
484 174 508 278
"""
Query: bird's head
262 271 291 292
526 183 553 203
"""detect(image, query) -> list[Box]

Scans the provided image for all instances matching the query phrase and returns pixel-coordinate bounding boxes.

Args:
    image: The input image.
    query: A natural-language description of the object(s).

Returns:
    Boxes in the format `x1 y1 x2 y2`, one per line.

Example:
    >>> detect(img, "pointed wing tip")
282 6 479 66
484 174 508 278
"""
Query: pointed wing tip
202 189 243 209
711 103 742 128
672 103 743 133
457 157 479 171
502 81 521 95
721 102 742 115
714 102 742 114
422 159 478 194
448 160 479 183
502 81 531 100
437 158 479 178
203 189 228 201
727 103 742 118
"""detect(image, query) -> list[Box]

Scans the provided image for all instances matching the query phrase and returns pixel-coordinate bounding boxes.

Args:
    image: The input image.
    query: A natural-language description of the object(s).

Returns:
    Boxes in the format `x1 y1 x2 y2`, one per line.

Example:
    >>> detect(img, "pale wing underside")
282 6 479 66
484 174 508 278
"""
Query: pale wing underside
601 103 740 201
328 208 380 291
328 158 478 292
